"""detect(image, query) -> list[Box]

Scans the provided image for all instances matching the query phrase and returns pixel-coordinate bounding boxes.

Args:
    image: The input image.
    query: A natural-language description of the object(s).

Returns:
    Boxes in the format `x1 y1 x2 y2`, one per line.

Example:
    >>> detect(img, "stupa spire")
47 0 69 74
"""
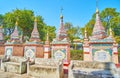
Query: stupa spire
45 32 50 45
10 21 19 40
109 27 113 37
91 0 107 39
96 0 99 13
44 31 51 58
84 28 87 39
57 7 67 40
15 21 18 26
30 17 40 42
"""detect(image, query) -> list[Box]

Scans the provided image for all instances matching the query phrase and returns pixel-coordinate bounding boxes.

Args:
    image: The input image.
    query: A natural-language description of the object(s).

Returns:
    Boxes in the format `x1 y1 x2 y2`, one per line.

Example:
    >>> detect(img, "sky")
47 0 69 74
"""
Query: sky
0 0 120 30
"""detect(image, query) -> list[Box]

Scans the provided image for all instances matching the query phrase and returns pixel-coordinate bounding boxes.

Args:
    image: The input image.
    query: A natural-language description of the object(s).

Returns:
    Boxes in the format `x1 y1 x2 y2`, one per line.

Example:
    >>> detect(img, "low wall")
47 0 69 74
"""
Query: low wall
28 58 63 78
68 60 119 78
1 56 27 74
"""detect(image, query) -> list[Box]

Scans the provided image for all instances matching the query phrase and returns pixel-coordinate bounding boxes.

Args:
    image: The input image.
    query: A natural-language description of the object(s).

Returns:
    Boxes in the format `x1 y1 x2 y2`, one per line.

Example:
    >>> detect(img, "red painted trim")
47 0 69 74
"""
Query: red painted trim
114 52 118 54
116 64 120 68
84 52 90 54
83 46 89 48
52 44 70 46
44 52 50 53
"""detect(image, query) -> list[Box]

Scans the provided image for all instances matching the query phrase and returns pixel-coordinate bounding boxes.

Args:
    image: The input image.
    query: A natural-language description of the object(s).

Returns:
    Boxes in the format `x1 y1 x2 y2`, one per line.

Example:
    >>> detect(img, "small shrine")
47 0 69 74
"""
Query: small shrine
24 17 44 61
51 11 70 66
5 21 23 57
83 8 118 64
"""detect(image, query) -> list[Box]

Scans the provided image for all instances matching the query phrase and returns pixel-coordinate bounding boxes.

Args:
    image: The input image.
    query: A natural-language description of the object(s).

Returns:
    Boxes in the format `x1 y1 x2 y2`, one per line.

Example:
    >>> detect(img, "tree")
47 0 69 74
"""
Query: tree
3 9 35 36
100 8 119 32
64 22 72 30
110 16 120 36
64 22 81 42
42 25 56 41
0 14 3 25
80 8 120 42
80 19 95 37
2 9 56 41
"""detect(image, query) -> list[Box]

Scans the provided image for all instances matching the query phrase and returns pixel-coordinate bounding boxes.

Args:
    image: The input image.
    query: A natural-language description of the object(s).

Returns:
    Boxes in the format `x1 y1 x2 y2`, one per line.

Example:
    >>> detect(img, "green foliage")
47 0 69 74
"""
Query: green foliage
2 9 56 41
0 14 3 25
3 9 34 36
64 22 81 42
43 25 56 41
70 50 83 60
80 19 95 37
110 16 120 36
115 36 120 44
80 8 120 42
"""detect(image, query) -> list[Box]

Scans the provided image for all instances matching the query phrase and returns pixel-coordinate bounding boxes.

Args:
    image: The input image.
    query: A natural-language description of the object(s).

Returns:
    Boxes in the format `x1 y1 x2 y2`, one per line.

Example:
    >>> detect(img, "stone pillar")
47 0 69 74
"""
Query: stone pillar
44 45 51 58
83 46 92 61
83 28 92 61
112 43 118 64
83 39 92 61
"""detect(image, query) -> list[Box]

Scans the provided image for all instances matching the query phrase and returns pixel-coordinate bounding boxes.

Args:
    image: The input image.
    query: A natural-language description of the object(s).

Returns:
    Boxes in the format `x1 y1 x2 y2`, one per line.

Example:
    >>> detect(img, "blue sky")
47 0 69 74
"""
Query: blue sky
0 0 120 30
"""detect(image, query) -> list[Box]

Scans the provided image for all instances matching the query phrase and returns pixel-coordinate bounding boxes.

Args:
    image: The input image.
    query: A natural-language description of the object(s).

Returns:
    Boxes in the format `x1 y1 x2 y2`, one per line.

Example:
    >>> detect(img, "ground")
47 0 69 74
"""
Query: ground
0 70 68 78
0 68 120 78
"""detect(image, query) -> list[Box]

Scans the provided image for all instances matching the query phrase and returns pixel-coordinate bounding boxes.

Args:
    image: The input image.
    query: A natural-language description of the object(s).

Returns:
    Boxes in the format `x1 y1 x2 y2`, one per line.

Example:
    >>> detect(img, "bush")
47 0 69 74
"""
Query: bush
70 50 83 60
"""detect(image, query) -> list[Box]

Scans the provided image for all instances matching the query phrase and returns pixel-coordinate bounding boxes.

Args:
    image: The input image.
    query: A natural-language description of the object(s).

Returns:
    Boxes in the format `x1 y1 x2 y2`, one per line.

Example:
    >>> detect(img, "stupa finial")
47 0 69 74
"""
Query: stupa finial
15 21 18 26
96 0 99 13
84 27 87 39
91 0 107 40
109 27 113 37
29 16 40 42
60 7 63 19
57 7 67 41
46 31 49 41
34 17 37 22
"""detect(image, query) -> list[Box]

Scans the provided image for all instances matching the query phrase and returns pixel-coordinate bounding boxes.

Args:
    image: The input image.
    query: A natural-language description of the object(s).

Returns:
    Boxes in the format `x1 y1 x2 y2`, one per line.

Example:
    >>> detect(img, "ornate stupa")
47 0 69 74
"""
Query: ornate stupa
83 1 118 64
24 17 44 59
4 21 24 56
51 9 70 68
90 8 107 40
25 17 42 44
89 8 114 43
56 14 68 41
6 21 21 44
29 17 40 42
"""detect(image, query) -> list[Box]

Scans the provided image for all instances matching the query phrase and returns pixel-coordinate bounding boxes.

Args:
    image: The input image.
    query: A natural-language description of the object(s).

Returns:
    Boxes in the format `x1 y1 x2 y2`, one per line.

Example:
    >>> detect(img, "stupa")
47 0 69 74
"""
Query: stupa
83 6 118 64
51 10 70 67
5 21 23 56
24 17 44 61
